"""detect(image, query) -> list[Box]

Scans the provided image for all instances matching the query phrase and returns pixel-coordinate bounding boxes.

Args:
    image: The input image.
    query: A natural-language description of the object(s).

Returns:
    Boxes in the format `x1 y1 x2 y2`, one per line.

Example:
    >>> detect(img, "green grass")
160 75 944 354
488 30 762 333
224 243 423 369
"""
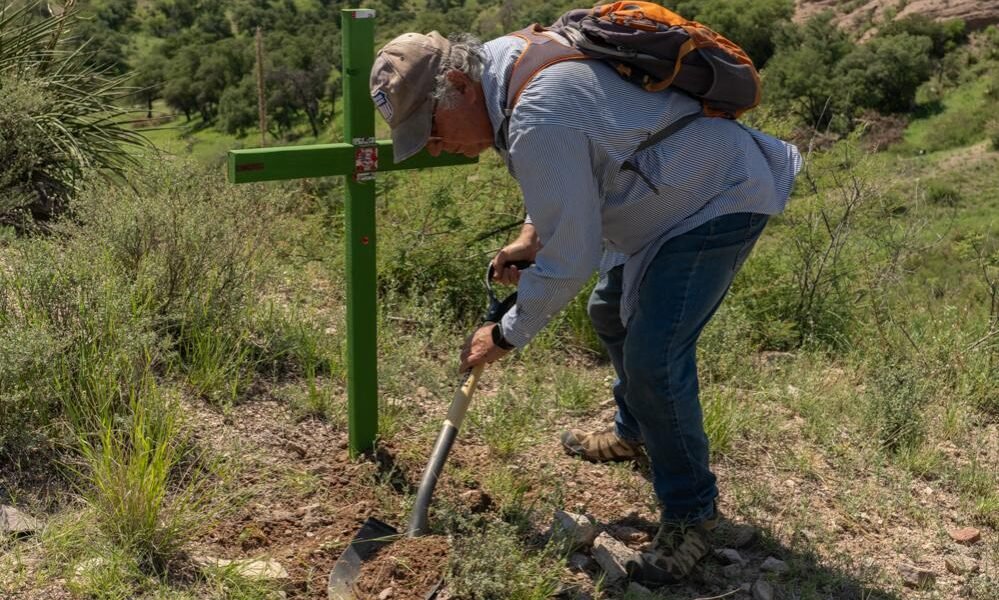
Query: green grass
895 66 999 154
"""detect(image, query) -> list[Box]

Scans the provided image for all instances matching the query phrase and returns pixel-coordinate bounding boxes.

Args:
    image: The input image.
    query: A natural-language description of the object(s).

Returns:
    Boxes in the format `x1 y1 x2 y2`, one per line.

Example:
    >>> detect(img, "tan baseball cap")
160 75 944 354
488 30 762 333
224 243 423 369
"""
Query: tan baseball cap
370 31 450 163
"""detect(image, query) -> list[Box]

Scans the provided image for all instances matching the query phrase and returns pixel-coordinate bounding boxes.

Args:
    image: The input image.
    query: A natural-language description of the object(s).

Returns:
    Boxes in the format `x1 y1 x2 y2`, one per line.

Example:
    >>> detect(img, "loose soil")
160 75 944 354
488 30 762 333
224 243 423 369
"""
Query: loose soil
352 536 450 600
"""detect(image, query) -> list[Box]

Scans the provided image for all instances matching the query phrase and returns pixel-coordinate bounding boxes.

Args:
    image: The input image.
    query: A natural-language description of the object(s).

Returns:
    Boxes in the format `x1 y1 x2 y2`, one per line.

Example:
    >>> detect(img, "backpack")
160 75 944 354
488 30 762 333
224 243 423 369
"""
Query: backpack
500 2 760 193
505 2 761 120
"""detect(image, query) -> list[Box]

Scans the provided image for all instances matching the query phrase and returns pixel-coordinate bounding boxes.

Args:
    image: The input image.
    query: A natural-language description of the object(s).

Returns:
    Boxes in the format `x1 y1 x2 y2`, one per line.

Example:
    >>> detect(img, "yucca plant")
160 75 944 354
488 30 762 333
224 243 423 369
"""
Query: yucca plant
0 1 148 227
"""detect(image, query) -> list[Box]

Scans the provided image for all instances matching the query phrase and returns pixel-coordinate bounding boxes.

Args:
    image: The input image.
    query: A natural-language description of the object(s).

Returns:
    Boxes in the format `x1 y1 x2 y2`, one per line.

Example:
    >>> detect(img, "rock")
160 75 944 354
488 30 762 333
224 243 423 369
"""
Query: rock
592 532 640 583
714 548 746 566
0 506 41 536
377 587 394 600
460 489 492 514
948 527 981 545
551 510 599 550
716 522 758 549
721 563 742 578
752 577 774 600
945 555 978 575
193 556 289 580
609 525 650 545
567 552 593 571
2 506 42 535
760 556 789 574
284 441 307 459
625 581 653 598
739 582 752 593
898 564 935 589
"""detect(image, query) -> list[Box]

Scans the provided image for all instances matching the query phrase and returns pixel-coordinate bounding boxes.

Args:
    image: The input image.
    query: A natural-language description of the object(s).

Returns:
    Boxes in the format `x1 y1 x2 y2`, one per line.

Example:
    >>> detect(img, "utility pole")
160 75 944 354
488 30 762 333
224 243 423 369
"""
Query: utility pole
255 26 267 147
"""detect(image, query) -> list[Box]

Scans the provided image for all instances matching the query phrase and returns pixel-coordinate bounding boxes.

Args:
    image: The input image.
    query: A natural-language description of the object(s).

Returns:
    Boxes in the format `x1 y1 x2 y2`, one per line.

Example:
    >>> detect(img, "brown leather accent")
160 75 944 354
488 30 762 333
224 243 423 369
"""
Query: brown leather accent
506 25 589 111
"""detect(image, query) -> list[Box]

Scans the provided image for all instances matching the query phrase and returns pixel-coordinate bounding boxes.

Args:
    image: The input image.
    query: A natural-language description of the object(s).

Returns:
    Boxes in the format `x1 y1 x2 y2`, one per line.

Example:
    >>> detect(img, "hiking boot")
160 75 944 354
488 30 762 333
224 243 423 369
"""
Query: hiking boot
560 426 644 462
630 510 720 585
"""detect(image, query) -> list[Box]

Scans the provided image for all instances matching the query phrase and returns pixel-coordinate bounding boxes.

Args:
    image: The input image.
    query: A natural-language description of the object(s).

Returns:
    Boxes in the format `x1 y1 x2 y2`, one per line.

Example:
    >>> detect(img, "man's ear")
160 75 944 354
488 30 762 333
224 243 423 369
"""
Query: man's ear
445 70 476 101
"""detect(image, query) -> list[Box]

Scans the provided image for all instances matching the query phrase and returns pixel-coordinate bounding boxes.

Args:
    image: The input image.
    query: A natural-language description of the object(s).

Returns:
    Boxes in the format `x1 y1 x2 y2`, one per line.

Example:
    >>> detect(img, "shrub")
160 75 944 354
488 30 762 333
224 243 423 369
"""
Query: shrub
925 181 963 206
837 33 934 115
448 521 562 600
988 119 999 152
0 3 148 226
866 356 928 453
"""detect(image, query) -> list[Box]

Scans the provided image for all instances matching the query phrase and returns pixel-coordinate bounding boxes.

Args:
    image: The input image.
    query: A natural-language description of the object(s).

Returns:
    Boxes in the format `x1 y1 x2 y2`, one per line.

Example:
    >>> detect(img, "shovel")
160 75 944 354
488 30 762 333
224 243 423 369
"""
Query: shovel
327 259 531 600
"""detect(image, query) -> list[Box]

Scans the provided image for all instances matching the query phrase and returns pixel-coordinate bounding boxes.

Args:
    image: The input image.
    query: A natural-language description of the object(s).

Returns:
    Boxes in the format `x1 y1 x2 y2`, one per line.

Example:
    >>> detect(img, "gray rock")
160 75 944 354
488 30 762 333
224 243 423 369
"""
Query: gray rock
752 577 774 600
1 505 41 536
625 582 653 598
760 556 789 574
592 532 640 583
898 564 935 589
567 552 593 571
721 563 742 578
714 548 746 566
551 510 599 550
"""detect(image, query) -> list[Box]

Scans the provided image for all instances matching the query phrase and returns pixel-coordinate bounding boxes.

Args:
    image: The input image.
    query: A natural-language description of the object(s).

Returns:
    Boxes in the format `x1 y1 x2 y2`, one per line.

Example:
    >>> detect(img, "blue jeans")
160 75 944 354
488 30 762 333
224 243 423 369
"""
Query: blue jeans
587 212 769 525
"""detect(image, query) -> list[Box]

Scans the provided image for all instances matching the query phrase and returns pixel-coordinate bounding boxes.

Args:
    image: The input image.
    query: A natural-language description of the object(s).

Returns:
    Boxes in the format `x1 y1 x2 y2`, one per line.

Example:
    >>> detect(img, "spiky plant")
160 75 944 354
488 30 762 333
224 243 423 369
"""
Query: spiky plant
0 1 149 227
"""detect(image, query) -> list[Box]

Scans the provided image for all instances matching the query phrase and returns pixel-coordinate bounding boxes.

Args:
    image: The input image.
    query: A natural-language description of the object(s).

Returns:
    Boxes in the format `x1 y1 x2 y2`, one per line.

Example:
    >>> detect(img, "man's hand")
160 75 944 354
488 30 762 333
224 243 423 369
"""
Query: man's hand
459 324 510 372
492 223 540 285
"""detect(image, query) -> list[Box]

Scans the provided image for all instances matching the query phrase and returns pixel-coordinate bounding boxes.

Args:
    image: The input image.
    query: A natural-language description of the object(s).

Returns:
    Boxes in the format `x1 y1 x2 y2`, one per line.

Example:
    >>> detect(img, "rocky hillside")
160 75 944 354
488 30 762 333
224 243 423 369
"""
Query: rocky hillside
796 0 999 31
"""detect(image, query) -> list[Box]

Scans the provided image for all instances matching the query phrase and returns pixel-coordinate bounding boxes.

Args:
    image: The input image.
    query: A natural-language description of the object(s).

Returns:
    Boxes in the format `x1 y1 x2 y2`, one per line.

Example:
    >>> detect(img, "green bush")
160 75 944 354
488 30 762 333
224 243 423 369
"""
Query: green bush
988 119 999 151
0 3 148 226
925 181 963 206
837 33 934 115
448 521 562 600
866 356 928 453
0 239 155 457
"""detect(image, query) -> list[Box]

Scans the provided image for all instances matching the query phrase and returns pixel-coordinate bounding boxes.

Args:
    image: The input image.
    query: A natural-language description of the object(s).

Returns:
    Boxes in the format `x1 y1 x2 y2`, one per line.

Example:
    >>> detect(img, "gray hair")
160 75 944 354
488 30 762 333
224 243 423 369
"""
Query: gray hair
432 33 485 109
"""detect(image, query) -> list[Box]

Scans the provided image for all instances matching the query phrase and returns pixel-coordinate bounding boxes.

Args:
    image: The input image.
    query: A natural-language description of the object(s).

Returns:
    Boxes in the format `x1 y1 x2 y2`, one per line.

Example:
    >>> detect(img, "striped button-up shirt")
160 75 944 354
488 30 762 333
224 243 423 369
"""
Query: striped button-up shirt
481 36 803 348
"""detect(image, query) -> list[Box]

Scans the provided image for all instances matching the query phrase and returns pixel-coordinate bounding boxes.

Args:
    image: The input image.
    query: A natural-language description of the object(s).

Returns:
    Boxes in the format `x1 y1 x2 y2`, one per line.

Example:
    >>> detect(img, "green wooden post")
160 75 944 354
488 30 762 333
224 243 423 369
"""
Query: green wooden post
227 9 476 457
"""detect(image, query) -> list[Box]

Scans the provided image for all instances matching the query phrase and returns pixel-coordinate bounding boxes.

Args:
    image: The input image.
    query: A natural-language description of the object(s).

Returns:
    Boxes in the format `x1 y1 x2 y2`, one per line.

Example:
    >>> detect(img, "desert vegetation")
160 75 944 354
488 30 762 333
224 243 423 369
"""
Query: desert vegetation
1 1 996 599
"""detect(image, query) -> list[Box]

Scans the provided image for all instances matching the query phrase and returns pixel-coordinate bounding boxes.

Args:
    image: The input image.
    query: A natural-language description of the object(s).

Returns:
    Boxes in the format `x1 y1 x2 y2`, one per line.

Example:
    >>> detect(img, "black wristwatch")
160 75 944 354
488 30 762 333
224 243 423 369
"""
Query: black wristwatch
491 323 515 350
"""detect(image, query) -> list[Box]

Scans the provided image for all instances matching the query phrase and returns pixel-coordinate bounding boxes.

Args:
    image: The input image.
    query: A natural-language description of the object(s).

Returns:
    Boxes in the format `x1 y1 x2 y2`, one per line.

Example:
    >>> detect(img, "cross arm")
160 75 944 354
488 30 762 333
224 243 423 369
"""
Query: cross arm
227 141 477 184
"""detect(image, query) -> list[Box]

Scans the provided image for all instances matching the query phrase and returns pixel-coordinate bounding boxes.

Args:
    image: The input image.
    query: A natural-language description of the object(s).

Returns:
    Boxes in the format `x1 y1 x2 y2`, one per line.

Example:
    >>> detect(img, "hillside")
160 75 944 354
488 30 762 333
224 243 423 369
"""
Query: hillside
796 0 999 31
1 3 997 600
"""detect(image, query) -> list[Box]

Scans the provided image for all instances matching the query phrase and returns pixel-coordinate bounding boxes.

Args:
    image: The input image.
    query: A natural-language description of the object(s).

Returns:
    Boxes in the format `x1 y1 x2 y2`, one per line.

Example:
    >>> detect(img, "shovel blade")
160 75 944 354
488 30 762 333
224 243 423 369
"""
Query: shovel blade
327 517 399 600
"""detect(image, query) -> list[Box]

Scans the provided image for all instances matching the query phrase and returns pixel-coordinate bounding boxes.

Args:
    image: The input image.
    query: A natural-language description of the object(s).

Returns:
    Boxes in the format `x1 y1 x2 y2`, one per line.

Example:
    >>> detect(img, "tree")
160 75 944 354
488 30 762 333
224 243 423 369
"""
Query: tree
763 12 854 128
879 15 966 60
218 76 258 135
837 33 933 115
675 0 794 68
266 28 336 137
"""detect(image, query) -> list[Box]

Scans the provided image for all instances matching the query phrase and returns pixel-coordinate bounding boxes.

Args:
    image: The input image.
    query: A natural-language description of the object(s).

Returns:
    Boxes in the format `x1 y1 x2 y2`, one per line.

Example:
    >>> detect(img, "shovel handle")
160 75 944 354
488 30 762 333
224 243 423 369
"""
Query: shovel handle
408 363 484 537
446 363 484 430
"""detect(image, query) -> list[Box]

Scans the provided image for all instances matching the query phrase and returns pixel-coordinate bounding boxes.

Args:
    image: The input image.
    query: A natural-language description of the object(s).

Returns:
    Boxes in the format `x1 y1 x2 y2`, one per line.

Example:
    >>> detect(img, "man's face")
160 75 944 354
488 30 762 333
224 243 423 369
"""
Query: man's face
425 70 494 158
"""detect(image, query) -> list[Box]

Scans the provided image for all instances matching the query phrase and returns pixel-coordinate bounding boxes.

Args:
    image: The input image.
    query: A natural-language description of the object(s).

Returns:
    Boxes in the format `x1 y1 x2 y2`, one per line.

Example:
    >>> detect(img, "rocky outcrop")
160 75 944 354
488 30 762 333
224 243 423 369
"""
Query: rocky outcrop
796 0 999 32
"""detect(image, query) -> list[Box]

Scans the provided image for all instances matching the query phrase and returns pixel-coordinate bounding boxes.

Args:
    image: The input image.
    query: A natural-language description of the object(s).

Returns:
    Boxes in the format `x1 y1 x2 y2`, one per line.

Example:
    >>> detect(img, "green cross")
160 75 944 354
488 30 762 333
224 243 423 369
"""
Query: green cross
227 8 476 456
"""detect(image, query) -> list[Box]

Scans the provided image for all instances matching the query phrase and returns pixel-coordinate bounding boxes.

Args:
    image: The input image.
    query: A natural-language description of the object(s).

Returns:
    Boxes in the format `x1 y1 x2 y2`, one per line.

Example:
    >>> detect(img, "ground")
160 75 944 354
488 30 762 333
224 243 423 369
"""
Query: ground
7 349 993 599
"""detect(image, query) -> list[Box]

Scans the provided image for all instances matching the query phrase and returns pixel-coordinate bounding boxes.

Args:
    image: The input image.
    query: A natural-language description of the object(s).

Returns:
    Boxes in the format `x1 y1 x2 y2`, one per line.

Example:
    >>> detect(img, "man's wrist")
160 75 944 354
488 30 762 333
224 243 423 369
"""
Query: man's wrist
491 323 515 350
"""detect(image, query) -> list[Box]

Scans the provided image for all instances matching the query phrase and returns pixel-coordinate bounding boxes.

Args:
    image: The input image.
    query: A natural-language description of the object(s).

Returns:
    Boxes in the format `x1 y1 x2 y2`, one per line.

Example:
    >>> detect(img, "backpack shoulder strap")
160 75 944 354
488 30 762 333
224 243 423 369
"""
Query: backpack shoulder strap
505 24 588 114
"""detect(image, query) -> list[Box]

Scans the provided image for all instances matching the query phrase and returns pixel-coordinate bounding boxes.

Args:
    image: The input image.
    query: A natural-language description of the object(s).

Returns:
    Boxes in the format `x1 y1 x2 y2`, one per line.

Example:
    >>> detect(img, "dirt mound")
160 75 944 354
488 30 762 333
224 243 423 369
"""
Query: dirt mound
352 536 450 600
796 0 999 32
